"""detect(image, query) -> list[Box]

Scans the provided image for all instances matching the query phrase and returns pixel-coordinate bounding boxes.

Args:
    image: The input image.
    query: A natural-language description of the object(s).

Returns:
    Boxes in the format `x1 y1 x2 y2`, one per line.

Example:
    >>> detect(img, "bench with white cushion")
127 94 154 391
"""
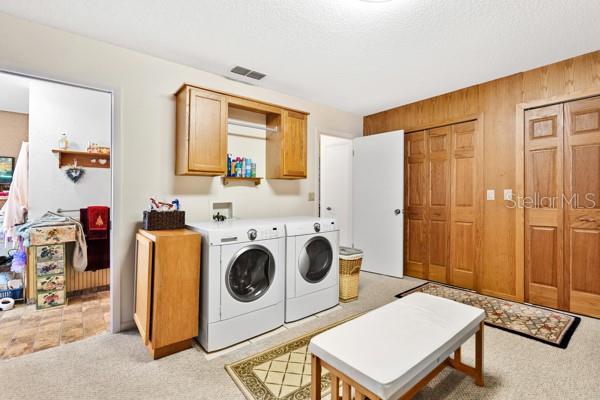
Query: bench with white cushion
309 292 486 400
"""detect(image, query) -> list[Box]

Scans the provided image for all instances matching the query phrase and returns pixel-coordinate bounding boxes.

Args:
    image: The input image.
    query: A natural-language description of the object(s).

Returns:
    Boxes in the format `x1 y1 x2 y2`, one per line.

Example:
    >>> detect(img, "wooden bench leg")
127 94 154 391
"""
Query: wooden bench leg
454 347 462 364
311 354 322 400
475 322 484 386
331 374 340 400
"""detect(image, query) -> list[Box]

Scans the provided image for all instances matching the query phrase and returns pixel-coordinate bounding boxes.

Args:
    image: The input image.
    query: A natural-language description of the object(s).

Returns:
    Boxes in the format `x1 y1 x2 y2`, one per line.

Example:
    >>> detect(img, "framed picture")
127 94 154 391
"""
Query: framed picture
0 156 14 185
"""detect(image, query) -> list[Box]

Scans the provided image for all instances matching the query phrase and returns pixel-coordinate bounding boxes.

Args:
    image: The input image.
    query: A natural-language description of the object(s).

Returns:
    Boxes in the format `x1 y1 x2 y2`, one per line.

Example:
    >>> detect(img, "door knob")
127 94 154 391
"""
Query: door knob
394 209 402 215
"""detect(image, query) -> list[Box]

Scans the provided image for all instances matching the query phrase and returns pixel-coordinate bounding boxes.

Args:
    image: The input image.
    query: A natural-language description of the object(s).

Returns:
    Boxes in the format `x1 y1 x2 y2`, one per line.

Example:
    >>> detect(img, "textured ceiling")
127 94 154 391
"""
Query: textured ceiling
1 0 599 115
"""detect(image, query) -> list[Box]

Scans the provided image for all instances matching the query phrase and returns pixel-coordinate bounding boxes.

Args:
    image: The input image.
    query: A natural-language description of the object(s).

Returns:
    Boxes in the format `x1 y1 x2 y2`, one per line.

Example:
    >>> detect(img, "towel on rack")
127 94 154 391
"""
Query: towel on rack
80 207 110 271
87 206 109 233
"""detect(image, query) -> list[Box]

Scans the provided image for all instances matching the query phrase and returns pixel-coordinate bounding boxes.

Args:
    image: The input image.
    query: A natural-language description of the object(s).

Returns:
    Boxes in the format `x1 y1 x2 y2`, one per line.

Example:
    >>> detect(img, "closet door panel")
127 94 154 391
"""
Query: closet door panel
428 126 451 283
450 121 480 289
404 131 428 279
565 96 600 317
524 104 564 309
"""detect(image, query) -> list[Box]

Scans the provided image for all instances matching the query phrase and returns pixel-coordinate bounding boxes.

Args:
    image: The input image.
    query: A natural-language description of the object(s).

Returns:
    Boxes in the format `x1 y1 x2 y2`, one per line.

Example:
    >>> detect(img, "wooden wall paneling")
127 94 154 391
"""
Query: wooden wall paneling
404 131 429 279
449 120 482 290
427 126 452 283
479 75 523 300
564 96 600 317
364 50 600 303
524 104 564 309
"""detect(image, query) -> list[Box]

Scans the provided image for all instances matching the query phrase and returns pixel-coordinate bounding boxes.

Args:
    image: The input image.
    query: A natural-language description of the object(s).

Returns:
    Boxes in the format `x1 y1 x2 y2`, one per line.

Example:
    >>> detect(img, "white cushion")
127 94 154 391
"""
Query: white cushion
309 292 485 399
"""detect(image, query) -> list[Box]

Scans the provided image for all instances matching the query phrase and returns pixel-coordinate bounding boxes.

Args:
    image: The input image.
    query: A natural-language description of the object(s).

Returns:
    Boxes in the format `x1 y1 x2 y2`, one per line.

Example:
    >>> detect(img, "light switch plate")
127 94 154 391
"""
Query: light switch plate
308 192 315 201
504 189 512 200
486 190 495 201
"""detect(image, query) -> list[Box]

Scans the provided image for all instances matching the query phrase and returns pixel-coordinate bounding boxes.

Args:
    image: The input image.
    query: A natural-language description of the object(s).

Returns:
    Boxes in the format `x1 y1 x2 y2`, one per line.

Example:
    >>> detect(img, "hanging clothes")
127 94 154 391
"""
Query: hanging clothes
1 142 29 243
80 207 110 271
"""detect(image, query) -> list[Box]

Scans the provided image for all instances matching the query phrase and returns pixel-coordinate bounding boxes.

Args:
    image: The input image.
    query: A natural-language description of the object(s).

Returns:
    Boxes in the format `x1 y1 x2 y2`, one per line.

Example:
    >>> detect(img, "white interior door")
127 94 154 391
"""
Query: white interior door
320 134 353 247
353 131 404 277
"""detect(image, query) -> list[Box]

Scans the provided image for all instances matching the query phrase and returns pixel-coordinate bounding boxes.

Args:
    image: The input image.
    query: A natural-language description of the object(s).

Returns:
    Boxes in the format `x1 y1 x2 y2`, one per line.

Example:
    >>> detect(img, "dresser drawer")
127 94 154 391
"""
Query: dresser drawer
30 225 76 246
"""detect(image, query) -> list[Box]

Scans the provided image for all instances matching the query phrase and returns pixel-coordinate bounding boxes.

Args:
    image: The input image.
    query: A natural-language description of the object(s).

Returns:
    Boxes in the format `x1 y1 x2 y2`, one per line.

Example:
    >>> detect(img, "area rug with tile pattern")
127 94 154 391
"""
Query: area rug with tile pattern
225 316 358 400
396 282 580 349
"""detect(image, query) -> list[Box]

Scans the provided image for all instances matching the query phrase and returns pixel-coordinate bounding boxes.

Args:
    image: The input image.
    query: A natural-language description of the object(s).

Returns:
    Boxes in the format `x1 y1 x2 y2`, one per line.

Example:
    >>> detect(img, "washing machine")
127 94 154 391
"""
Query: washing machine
187 220 285 352
284 217 339 322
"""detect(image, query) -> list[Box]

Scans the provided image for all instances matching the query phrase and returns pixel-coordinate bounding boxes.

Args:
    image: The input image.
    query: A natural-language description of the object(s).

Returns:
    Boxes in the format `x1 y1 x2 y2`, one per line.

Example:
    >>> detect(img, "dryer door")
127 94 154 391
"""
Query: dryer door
227 245 274 302
220 238 284 320
295 231 339 297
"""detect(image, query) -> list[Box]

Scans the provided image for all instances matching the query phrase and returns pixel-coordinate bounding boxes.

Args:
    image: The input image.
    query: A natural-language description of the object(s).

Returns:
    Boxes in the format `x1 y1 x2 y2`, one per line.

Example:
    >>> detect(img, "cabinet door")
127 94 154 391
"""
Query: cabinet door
188 88 228 174
282 110 307 177
134 233 154 345
524 104 564 310
564 96 600 317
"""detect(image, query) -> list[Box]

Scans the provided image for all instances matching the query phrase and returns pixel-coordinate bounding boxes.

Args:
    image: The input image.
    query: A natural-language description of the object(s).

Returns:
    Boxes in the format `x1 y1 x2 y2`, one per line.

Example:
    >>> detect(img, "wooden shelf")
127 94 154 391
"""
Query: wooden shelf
222 176 262 186
52 149 110 169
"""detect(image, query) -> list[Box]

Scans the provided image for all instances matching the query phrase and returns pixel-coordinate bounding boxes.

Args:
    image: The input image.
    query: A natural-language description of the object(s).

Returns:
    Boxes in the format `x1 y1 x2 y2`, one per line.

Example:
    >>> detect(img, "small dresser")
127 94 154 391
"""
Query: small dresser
134 229 201 359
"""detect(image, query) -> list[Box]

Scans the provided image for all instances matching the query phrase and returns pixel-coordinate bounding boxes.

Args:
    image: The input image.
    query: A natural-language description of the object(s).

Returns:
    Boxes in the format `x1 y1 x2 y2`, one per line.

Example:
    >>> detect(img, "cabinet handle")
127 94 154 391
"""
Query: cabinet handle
578 217 596 222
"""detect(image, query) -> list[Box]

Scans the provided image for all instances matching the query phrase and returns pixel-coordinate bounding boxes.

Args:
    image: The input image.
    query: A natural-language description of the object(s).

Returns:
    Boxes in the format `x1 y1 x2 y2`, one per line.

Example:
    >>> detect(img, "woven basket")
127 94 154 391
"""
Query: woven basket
339 257 362 302
143 210 185 230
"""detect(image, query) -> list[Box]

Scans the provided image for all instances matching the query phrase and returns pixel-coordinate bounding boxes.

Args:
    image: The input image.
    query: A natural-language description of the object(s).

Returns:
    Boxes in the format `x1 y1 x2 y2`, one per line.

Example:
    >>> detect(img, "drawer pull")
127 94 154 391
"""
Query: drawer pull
578 217 596 223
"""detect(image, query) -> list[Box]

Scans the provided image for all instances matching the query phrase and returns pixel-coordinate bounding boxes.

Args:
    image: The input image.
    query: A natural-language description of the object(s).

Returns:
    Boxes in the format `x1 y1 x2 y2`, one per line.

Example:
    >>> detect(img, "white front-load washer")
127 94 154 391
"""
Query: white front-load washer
187 220 285 352
284 217 339 322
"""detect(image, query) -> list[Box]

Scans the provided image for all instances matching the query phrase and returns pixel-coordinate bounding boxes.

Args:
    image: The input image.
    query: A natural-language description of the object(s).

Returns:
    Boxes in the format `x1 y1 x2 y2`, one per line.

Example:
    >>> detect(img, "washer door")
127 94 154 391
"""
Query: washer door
226 245 275 303
299 236 333 283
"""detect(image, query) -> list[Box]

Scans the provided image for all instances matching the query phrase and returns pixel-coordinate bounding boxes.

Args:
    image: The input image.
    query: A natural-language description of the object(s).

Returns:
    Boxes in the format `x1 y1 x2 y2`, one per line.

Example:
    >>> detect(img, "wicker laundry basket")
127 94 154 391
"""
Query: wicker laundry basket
339 247 363 302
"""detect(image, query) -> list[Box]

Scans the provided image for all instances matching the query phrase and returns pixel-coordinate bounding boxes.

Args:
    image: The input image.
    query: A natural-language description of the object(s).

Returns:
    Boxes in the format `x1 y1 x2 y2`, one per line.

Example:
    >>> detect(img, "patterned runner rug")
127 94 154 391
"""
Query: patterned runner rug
226 316 358 400
396 282 580 349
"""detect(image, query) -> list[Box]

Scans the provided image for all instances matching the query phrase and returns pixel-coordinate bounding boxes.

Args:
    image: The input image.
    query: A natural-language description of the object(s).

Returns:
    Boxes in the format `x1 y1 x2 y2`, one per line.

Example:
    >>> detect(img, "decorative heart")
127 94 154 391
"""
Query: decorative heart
65 167 85 183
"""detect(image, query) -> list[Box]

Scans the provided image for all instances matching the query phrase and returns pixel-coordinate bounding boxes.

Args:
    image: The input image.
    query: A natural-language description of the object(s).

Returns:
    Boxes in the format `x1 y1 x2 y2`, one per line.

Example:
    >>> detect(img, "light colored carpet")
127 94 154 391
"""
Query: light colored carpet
1 272 599 399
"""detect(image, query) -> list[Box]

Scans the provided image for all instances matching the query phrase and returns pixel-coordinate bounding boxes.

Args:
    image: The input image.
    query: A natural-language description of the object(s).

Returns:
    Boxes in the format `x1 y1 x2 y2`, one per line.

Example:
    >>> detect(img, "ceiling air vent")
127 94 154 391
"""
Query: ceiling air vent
246 71 266 80
230 66 252 76
229 66 267 80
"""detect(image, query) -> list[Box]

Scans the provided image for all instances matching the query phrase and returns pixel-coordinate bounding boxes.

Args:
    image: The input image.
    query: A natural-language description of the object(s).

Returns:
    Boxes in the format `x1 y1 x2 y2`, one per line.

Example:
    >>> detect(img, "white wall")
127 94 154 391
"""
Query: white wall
0 13 363 330
28 80 111 219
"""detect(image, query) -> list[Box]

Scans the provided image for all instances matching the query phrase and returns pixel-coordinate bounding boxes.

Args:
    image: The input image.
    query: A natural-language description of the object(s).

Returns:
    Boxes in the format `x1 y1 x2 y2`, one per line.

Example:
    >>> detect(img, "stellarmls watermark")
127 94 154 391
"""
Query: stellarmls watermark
505 193 597 209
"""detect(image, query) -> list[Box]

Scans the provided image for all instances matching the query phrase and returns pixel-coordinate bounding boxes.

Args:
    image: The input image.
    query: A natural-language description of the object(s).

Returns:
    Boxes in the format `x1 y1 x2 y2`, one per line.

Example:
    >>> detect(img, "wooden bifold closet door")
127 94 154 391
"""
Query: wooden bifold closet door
404 120 481 289
525 95 600 317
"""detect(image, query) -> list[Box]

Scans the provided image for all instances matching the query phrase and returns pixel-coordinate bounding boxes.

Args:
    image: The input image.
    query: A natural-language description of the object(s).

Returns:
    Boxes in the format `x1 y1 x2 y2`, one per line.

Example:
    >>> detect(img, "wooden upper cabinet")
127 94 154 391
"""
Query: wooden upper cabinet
176 86 228 175
266 110 308 179
176 84 308 179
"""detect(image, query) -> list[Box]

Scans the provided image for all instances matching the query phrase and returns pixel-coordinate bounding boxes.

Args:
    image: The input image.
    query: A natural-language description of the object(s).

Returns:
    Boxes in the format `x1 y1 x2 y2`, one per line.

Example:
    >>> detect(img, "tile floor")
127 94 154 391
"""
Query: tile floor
0 291 109 359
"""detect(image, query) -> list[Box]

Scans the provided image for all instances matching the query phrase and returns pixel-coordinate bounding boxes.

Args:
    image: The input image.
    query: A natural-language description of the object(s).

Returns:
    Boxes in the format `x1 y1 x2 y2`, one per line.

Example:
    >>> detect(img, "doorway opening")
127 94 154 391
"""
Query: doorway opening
0 71 114 358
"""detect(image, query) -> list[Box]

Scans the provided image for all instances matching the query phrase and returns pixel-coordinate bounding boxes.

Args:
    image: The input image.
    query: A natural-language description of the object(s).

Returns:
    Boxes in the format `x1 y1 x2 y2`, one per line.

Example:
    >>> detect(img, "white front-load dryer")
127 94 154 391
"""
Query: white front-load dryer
187 220 285 352
284 217 339 322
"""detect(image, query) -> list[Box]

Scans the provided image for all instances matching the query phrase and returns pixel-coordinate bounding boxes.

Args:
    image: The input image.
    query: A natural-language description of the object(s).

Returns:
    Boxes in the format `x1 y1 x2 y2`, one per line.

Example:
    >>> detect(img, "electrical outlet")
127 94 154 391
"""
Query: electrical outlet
486 190 495 201
504 189 512 201
308 192 315 201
